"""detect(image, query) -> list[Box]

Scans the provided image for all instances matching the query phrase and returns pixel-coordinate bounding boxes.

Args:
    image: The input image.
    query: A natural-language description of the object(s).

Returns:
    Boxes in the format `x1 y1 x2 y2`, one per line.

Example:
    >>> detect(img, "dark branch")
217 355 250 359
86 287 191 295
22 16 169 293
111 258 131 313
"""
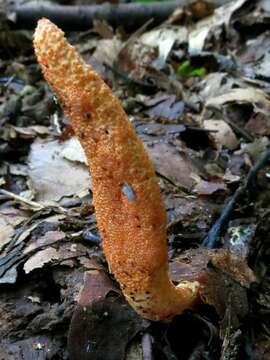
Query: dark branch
9 0 232 31
203 149 270 248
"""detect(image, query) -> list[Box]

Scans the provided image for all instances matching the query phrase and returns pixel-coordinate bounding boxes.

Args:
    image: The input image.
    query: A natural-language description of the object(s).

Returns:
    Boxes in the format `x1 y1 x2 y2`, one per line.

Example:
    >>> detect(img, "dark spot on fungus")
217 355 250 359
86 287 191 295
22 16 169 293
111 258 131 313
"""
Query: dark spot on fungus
80 131 85 139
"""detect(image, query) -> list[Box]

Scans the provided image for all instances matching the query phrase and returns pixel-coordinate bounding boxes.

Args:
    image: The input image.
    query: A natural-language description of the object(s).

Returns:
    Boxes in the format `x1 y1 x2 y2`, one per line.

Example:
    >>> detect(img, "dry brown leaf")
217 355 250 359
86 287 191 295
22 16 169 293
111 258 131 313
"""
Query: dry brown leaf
92 37 123 67
28 138 90 201
205 87 270 114
245 112 270 136
145 142 196 190
203 119 238 150
23 230 66 255
140 26 188 69
68 270 144 360
189 0 248 52
23 247 59 274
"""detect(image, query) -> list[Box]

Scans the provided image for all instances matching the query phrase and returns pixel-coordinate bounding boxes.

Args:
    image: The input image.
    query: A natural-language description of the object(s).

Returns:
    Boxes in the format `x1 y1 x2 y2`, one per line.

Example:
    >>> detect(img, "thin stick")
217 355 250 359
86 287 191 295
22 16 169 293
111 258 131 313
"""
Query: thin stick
203 149 270 248
0 189 45 210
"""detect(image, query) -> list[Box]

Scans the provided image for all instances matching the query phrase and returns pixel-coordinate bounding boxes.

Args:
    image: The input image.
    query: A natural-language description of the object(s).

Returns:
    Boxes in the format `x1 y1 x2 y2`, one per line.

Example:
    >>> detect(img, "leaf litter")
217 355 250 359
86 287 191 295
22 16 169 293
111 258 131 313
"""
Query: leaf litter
1 0 270 358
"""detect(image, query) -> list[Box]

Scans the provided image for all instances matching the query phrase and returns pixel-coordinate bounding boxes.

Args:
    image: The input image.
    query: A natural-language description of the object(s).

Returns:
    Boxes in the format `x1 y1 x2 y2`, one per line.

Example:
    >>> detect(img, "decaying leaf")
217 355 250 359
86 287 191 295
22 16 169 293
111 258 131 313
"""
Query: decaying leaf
145 142 197 190
0 217 15 251
199 73 246 102
68 270 146 360
188 0 249 52
203 119 238 150
170 248 255 328
144 95 185 120
0 208 27 251
23 247 59 274
23 230 66 255
205 87 270 114
140 26 188 69
9 125 50 139
194 178 227 195
28 138 90 201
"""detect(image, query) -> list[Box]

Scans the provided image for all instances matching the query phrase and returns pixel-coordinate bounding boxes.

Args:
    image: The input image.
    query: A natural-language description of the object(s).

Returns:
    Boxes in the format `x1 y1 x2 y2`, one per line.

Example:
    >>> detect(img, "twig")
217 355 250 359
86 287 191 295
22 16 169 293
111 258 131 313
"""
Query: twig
203 149 270 248
0 189 45 210
9 0 233 31
9 2 186 30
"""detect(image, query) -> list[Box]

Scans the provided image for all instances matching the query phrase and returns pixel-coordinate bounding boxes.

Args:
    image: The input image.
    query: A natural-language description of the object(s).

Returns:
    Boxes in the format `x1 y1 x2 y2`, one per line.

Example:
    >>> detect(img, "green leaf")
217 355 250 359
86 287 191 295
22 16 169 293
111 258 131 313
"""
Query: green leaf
176 60 206 77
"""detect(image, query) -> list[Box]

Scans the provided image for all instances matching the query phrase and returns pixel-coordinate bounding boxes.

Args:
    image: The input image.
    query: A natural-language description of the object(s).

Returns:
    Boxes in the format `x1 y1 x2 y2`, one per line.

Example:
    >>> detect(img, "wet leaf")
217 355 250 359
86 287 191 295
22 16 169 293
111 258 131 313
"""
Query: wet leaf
68 270 146 360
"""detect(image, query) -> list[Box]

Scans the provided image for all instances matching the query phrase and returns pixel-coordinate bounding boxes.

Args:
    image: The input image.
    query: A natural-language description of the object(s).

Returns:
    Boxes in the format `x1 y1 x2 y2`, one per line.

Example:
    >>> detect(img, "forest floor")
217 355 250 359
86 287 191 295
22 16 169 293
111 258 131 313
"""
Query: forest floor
0 0 270 359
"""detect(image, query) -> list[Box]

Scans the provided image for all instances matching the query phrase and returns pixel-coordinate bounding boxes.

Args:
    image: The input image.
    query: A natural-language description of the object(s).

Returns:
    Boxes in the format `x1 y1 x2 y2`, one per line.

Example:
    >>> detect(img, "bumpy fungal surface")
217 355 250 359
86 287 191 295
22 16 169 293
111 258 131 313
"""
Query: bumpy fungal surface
34 18 199 321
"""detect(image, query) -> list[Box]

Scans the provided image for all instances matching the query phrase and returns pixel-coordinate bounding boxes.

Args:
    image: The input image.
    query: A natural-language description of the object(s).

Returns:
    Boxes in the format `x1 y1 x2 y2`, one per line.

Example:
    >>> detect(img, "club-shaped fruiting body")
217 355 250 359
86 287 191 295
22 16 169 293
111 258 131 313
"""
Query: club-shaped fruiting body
34 18 199 321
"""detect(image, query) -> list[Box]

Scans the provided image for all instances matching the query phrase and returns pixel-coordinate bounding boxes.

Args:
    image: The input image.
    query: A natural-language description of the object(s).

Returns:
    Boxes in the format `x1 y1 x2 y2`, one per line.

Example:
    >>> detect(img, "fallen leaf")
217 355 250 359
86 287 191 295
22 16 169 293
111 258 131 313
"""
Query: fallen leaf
60 137 88 164
68 270 145 360
238 31 270 80
145 142 197 189
23 230 66 255
237 137 270 161
28 138 90 201
145 95 185 120
15 214 66 247
170 248 255 327
9 163 28 176
0 208 26 251
137 123 185 137
92 37 123 67
23 247 59 274
205 87 270 114
0 266 17 284
10 125 50 139
77 270 117 306
0 220 14 251
203 119 238 150
140 26 188 69
194 178 227 195
188 0 248 52
199 73 244 102
245 112 270 136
